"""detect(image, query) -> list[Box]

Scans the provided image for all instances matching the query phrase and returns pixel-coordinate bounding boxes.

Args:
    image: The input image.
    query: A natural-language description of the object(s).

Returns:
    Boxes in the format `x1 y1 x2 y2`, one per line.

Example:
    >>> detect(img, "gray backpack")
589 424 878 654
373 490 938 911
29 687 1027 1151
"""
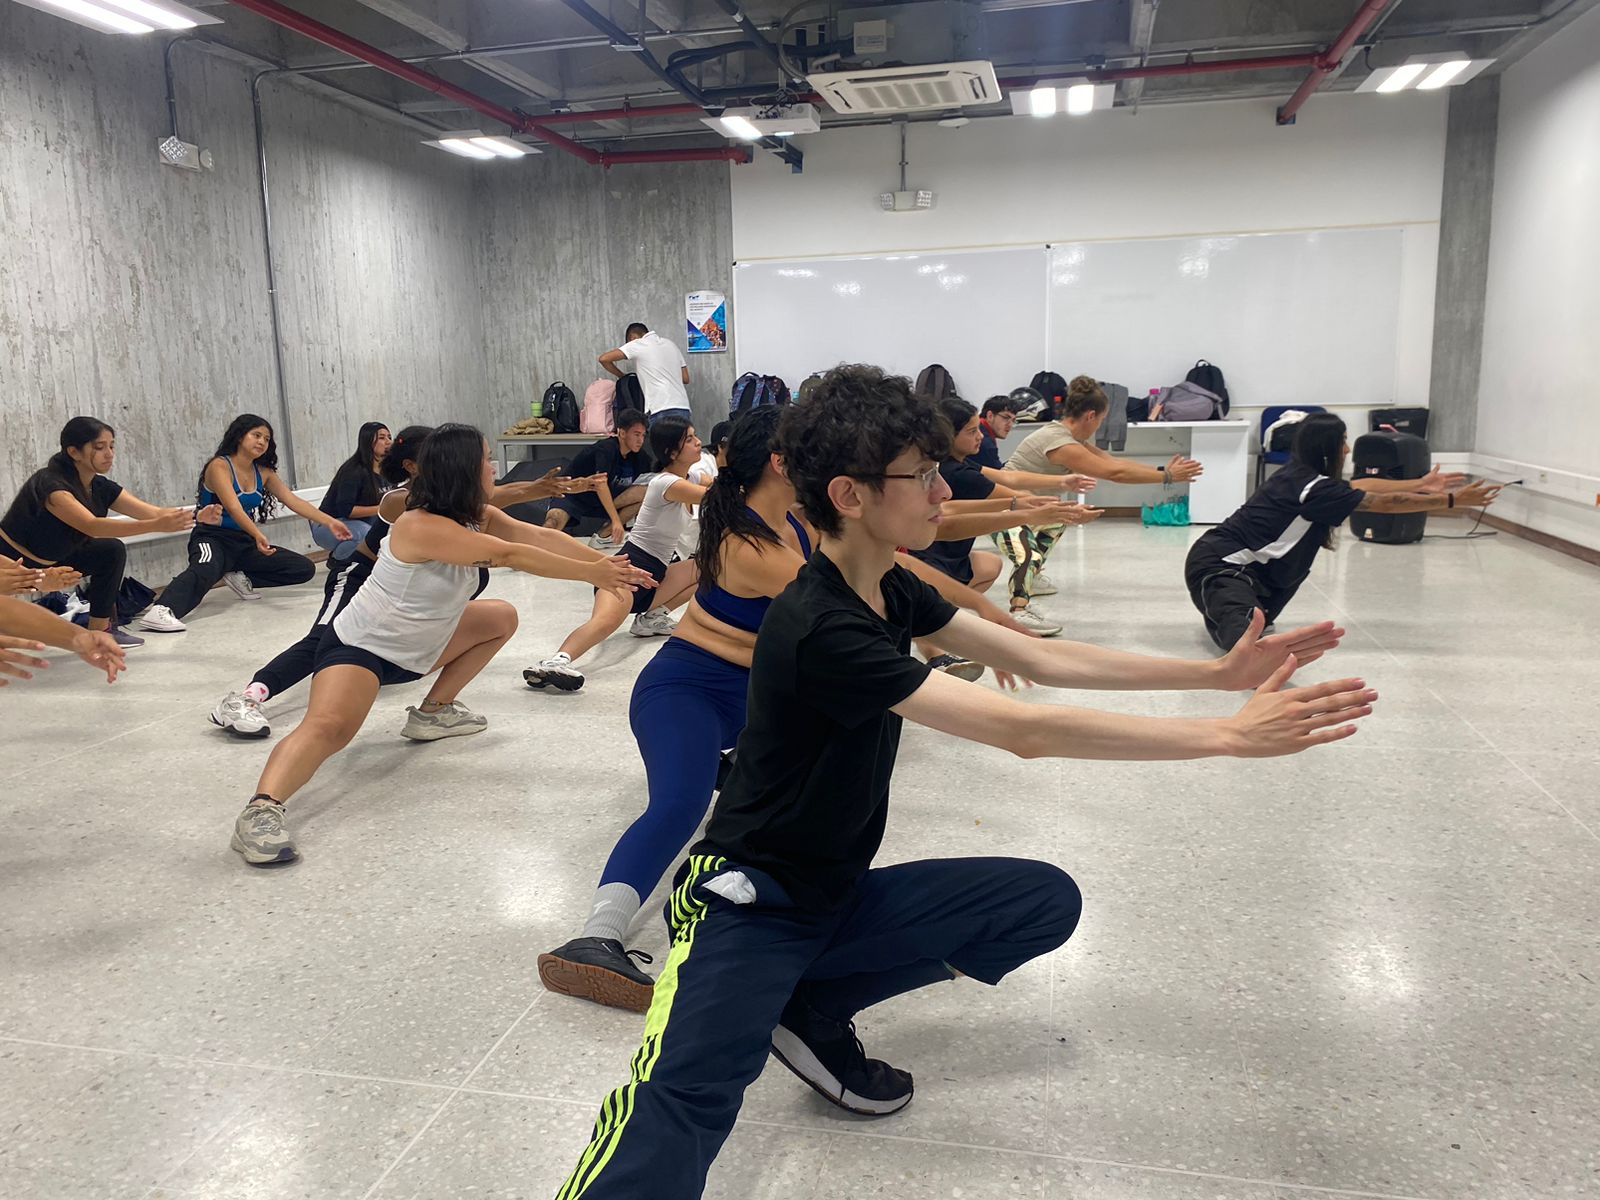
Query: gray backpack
1155 380 1224 421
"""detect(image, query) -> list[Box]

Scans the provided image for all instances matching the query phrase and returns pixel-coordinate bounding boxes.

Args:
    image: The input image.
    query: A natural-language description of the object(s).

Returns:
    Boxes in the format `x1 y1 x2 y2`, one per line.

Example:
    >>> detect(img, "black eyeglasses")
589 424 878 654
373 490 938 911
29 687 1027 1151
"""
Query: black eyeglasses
862 464 942 491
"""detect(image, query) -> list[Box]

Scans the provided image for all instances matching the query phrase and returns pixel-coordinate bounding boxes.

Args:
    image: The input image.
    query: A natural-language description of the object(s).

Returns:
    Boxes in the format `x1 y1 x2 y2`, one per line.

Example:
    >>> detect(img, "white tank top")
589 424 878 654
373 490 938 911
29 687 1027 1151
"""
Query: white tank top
333 535 479 673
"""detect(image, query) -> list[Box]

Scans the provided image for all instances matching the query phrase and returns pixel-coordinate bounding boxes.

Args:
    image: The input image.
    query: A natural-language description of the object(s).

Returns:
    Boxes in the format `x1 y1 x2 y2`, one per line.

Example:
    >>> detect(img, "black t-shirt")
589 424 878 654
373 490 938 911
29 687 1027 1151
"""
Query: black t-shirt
974 425 1004 470
696 552 959 911
0 473 124 562
320 464 384 519
1193 463 1364 590
909 456 996 579
568 438 646 493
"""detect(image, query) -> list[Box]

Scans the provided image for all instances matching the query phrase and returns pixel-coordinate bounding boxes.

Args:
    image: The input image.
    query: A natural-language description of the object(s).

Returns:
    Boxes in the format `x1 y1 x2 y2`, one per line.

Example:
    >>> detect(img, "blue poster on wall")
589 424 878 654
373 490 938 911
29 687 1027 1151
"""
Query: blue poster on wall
686 290 728 353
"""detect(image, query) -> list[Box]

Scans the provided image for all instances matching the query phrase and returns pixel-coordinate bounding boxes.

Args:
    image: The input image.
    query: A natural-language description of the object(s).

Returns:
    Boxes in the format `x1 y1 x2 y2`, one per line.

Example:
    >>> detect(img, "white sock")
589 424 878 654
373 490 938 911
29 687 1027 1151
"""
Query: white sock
243 682 269 703
582 882 642 944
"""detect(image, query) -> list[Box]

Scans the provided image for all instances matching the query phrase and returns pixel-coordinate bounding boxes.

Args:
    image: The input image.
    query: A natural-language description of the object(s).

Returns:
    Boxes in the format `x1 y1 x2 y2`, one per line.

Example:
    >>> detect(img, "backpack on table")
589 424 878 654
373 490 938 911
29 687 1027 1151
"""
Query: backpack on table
1184 360 1230 415
916 364 958 400
1154 381 1225 422
1029 371 1068 416
730 372 788 417
546 381 580 433
580 379 617 434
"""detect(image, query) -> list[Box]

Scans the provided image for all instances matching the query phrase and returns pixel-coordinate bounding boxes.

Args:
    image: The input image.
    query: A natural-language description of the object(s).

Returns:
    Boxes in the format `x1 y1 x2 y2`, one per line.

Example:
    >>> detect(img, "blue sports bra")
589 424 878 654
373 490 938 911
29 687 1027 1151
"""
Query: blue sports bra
696 510 812 633
200 460 265 531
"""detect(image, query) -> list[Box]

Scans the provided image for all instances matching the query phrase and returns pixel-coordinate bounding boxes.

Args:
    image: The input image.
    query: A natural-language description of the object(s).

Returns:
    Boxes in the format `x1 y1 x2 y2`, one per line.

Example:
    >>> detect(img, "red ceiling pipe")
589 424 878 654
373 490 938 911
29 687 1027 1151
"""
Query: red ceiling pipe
224 0 603 163
603 146 754 166
994 51 1321 92
1276 0 1397 124
534 101 708 125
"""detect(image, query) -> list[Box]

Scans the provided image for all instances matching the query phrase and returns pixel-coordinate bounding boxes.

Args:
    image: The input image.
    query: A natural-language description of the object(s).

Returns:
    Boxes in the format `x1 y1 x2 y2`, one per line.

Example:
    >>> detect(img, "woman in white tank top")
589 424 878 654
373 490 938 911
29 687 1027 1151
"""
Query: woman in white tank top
228 424 657 867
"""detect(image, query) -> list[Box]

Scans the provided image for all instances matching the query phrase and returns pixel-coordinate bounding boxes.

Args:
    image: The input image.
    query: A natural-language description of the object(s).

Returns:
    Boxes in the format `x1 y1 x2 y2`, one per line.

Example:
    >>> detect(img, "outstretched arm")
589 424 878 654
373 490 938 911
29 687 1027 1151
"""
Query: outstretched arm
1350 465 1466 495
46 490 195 540
0 594 126 684
929 607 1346 692
481 506 612 563
894 654 1374 761
389 510 655 593
1353 480 1500 513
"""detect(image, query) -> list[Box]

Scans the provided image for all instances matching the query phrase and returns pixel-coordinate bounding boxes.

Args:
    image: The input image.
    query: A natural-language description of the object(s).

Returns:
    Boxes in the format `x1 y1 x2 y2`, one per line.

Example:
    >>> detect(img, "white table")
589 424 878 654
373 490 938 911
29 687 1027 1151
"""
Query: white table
496 433 599 478
996 420 1251 523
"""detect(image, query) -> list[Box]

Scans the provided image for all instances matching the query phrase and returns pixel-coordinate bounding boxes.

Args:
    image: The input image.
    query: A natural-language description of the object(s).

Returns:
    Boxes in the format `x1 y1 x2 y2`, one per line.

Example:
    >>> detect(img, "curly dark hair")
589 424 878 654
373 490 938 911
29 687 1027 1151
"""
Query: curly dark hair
776 364 951 537
199 414 281 520
406 423 487 527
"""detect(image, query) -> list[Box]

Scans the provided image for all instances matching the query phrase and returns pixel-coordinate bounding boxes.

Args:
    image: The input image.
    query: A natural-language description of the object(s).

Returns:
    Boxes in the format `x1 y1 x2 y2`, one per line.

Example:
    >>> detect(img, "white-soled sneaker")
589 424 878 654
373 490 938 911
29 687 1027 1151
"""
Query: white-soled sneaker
1029 572 1058 596
524 653 585 692
136 604 187 633
1010 606 1063 637
211 691 271 738
224 572 260 601
231 796 296 865
630 608 677 638
401 701 488 741
588 532 622 551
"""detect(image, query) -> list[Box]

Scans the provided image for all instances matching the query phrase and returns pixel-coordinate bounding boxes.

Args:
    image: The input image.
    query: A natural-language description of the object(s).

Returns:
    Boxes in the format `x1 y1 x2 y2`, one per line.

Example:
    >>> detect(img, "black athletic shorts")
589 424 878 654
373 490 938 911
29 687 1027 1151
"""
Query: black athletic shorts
313 624 423 687
550 493 605 522
612 541 669 614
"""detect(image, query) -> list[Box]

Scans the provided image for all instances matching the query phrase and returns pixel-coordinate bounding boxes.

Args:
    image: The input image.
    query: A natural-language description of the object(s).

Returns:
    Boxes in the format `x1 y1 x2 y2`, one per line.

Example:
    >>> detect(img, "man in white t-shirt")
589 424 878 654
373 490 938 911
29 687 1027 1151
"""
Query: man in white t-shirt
600 323 691 427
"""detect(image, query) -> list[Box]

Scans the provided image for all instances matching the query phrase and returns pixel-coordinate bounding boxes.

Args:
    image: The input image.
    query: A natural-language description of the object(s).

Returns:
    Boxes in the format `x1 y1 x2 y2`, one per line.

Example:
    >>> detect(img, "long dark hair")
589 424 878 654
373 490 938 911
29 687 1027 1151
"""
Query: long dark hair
381 425 433 488
937 397 976 459
4 417 114 527
695 407 784 594
327 421 388 507
200 413 281 519
406 423 487 527
649 414 692 469
1291 413 1349 548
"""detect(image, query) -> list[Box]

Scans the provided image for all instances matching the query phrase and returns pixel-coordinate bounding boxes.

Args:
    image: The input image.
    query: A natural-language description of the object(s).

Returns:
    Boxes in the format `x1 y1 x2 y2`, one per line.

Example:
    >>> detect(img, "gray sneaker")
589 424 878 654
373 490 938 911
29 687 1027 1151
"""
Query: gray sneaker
630 607 677 638
1010 606 1063 637
223 572 260 601
211 691 271 738
401 701 488 741
231 797 296 865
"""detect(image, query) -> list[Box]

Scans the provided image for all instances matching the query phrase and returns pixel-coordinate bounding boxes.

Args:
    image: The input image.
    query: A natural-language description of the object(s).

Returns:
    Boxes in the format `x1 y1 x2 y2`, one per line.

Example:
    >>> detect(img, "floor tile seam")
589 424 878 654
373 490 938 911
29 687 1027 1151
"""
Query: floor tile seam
6 707 205 787
356 992 550 1199
728 1117 1444 1200
136 1064 286 1200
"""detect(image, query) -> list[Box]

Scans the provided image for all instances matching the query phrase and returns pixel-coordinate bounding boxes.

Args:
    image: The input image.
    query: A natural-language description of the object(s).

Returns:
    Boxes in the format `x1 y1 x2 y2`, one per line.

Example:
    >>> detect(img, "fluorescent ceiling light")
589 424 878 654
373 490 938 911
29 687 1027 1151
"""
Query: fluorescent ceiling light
1064 83 1095 116
437 138 497 159
468 136 528 158
1028 86 1057 117
96 0 196 29
719 114 764 140
13 0 219 33
1376 62 1427 93
1416 59 1471 90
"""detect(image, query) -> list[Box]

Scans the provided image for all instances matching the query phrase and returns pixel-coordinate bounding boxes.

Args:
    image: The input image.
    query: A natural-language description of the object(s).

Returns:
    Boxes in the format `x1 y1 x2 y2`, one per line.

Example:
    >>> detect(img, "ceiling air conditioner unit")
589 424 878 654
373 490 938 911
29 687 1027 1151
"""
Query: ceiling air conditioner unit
809 61 1001 115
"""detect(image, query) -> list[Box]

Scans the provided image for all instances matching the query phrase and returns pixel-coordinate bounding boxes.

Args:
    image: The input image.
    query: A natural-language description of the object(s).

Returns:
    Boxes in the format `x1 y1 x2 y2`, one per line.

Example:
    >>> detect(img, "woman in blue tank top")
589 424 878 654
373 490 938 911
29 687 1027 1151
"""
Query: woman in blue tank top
142 414 356 634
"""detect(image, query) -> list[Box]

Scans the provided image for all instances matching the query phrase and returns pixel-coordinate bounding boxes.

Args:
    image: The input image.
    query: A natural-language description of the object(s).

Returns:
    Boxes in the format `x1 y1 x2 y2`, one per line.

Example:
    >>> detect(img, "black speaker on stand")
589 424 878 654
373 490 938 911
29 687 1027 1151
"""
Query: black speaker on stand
1349 431 1431 545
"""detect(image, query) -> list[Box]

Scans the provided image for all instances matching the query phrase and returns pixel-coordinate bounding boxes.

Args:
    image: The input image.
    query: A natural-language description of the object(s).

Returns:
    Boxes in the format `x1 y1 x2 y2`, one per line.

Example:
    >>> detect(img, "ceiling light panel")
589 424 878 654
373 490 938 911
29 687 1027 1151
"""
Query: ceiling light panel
13 0 219 34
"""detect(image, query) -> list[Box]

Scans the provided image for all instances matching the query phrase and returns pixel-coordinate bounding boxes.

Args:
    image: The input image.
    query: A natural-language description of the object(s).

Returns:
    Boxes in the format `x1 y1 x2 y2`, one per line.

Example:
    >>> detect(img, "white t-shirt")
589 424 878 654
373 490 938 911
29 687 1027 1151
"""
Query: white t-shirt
627 472 693 566
619 331 690 415
679 452 719 557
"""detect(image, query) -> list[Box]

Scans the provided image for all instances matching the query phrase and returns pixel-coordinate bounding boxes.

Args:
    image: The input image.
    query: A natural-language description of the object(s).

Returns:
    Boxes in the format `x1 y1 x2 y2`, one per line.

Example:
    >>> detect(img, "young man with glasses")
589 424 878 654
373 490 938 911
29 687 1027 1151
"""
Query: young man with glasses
557 364 1376 1200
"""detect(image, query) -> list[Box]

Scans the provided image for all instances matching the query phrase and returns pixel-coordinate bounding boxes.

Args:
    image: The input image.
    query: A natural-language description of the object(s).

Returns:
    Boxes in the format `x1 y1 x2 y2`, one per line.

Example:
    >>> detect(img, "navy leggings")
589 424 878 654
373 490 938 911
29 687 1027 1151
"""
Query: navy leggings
600 638 749 899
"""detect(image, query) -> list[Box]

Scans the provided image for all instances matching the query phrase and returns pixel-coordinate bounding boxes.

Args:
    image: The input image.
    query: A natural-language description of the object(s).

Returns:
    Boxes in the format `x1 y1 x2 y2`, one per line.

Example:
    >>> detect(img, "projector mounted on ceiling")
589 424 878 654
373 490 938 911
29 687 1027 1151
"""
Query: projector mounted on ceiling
808 61 1002 115
703 104 822 140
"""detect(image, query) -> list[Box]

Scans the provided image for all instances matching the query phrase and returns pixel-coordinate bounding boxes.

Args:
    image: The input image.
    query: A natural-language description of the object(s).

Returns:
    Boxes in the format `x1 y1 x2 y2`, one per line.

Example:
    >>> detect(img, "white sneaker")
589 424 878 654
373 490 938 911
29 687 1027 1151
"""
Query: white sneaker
630 608 677 638
1010 606 1063 637
231 797 296 865
400 700 488 741
136 604 187 633
210 691 271 738
62 592 91 619
1030 572 1058 597
224 572 260 601
523 652 585 692
588 532 622 551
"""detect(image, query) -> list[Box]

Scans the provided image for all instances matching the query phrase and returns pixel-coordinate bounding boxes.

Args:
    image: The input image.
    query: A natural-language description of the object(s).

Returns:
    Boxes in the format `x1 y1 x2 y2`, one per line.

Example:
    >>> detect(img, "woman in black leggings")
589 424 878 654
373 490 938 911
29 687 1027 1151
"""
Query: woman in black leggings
1 417 211 647
141 414 351 633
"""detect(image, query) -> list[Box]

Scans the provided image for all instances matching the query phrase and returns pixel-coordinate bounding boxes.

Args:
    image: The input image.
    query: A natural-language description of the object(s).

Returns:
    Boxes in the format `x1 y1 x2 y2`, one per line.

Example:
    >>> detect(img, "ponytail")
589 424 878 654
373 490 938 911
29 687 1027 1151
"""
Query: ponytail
694 407 784 594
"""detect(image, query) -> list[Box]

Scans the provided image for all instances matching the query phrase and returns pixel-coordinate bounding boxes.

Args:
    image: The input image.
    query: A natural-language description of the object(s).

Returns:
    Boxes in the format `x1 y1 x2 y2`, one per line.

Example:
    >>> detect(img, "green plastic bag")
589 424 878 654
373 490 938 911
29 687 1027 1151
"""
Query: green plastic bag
1142 495 1190 526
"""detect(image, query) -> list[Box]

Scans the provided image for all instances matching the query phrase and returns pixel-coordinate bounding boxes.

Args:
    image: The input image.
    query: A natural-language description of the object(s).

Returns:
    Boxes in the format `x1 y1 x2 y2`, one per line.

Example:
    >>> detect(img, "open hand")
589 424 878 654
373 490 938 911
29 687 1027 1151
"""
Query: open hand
254 534 277 556
1167 454 1204 483
1062 474 1098 493
1452 481 1502 508
1061 503 1105 526
71 629 126 684
1 556 44 596
37 565 85 592
590 554 656 595
1227 655 1376 756
327 519 354 542
155 507 197 534
0 636 49 686
1217 609 1346 687
992 668 1033 692
1416 467 1467 494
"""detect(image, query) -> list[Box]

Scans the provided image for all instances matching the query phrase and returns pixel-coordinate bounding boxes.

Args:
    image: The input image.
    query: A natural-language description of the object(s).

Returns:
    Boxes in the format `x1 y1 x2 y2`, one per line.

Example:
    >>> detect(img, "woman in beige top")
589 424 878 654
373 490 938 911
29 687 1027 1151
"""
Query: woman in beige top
997 376 1202 621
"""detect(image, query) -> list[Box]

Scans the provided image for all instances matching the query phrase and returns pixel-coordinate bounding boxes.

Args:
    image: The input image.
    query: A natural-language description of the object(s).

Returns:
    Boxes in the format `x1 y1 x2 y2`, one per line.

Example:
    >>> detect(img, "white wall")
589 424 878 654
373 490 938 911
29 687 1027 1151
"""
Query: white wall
731 94 1446 415
1476 4 1600 551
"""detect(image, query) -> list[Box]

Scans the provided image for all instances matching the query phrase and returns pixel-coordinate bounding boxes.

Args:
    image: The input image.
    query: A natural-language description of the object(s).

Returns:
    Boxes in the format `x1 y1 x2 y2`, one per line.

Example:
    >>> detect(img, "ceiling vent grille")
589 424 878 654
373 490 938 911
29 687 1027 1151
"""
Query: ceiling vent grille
808 61 1001 114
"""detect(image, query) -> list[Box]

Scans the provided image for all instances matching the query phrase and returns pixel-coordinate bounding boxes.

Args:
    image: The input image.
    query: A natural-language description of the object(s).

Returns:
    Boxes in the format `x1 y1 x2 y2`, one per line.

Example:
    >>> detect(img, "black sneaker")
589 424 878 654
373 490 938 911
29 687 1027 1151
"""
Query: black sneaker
770 999 914 1116
927 653 984 682
537 937 655 1012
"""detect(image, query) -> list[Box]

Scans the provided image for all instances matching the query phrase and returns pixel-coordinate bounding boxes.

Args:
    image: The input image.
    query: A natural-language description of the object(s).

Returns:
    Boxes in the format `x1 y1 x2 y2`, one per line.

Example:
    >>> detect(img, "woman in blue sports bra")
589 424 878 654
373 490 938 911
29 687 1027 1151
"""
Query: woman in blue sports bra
539 406 812 1011
142 414 354 633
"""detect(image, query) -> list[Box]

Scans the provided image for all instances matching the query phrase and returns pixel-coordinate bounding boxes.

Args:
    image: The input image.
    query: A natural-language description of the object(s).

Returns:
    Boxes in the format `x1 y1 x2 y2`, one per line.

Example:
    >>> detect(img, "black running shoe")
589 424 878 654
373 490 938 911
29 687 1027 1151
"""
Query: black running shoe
537 937 655 1012
927 653 984 682
770 999 914 1116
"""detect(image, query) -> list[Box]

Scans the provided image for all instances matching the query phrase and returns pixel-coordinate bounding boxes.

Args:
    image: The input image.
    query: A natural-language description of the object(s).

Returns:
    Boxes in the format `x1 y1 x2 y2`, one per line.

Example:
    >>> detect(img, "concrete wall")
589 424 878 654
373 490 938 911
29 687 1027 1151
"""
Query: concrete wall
1476 3 1600 551
478 154 736 441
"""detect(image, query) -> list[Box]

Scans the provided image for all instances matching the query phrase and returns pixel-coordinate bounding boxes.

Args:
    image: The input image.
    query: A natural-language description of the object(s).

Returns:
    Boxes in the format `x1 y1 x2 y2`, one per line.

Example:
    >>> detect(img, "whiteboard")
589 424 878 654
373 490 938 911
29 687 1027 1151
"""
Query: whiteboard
733 247 1046 400
1045 229 1403 409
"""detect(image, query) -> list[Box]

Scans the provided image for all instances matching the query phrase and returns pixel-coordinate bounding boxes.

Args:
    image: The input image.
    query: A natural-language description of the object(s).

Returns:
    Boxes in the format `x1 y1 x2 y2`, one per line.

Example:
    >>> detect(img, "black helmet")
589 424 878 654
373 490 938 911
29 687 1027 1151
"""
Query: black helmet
1009 387 1049 422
